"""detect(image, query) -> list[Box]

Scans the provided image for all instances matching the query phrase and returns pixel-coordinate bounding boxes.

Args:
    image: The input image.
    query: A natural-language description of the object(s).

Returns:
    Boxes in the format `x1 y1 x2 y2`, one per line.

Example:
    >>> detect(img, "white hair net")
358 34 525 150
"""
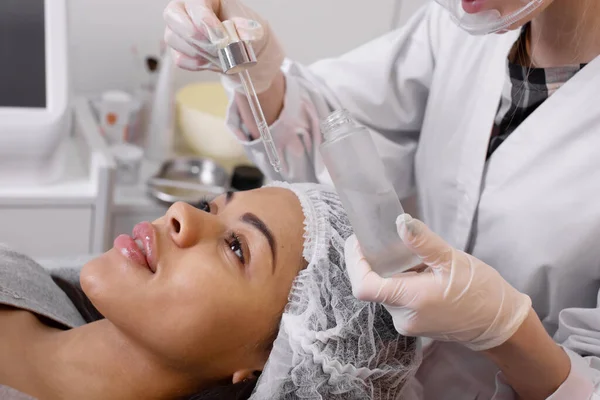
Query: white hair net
251 182 421 400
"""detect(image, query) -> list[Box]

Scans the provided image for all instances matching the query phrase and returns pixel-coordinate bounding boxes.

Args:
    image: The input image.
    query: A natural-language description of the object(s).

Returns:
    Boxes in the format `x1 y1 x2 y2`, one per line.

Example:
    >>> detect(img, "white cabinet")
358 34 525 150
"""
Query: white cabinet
0 207 92 257
0 98 115 258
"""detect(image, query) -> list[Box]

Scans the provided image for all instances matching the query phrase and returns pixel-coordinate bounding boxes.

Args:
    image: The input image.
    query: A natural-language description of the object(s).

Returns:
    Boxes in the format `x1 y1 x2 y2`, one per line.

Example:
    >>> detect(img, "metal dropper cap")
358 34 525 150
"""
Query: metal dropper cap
218 20 257 75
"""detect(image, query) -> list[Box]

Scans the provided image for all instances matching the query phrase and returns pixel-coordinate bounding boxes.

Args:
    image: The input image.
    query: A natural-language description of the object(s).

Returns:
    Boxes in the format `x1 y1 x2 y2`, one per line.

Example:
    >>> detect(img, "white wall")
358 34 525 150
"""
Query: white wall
67 0 428 95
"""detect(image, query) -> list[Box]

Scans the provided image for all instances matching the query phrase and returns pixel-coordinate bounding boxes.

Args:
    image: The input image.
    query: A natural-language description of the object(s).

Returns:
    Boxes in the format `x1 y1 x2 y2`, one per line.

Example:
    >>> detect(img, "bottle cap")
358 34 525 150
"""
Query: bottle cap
218 20 257 74
231 165 264 191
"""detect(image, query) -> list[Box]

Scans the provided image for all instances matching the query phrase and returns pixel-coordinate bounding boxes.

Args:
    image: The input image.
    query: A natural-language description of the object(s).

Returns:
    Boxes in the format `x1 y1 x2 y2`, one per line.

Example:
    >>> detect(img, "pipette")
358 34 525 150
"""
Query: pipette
218 20 282 173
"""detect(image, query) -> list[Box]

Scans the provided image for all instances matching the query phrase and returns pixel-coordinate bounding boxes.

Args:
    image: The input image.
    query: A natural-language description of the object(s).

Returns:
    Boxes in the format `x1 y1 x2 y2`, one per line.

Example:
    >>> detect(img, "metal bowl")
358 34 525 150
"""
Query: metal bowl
146 157 230 205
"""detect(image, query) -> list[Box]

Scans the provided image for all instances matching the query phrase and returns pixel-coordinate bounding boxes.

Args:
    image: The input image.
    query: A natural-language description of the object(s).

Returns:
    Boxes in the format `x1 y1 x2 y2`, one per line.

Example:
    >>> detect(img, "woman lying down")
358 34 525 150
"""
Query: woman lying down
0 182 421 400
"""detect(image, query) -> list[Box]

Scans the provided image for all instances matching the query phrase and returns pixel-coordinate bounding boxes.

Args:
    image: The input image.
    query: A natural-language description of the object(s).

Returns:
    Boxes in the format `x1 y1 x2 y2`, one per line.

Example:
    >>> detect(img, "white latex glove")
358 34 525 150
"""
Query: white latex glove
163 0 284 93
344 214 532 351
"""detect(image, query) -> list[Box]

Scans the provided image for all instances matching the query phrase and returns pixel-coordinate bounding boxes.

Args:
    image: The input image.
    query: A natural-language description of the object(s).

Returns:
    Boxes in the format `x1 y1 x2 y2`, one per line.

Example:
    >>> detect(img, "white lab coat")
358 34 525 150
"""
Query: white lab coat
225 2 600 399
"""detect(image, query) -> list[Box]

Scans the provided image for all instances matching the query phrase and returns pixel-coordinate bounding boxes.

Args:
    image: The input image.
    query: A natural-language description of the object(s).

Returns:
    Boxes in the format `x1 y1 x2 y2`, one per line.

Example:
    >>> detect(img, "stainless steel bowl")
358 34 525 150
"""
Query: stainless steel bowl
146 157 230 205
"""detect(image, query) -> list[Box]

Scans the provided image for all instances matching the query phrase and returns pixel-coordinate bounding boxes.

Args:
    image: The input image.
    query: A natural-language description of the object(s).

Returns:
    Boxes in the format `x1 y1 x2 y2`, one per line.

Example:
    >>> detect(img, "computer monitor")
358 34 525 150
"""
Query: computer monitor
0 0 70 184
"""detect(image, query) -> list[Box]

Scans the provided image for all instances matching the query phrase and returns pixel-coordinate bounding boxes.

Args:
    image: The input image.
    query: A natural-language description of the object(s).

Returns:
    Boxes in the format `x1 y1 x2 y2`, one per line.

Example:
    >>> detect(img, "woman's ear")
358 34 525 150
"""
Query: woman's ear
232 333 271 384
232 370 257 384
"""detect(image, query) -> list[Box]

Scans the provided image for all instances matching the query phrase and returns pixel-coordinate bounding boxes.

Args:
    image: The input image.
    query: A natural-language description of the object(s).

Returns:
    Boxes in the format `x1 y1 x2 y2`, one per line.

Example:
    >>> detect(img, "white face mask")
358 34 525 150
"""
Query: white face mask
435 0 545 35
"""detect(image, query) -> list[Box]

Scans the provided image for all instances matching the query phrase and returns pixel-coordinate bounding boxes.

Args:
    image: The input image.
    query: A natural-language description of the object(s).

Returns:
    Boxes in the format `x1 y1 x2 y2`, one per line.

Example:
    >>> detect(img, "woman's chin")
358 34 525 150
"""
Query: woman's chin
80 249 137 302
80 252 112 302
80 248 159 321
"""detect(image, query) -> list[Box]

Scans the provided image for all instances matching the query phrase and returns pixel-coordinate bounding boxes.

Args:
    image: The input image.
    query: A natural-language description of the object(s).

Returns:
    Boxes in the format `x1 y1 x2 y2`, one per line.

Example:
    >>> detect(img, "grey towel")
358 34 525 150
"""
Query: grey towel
0 384 37 400
0 244 103 399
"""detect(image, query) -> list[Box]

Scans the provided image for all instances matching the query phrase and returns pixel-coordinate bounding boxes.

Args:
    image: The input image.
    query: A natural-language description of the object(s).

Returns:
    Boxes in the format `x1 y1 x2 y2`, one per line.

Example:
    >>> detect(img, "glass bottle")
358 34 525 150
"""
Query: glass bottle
320 109 420 276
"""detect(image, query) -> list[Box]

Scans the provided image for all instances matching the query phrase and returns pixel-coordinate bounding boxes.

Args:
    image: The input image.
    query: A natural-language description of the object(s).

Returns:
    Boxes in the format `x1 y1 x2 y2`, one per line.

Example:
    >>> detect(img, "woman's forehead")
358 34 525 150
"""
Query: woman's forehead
215 187 297 207
214 187 303 234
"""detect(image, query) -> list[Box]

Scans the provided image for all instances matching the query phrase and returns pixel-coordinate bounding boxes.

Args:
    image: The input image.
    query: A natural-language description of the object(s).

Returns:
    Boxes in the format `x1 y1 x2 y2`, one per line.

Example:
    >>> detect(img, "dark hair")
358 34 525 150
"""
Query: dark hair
184 377 259 400
184 319 280 400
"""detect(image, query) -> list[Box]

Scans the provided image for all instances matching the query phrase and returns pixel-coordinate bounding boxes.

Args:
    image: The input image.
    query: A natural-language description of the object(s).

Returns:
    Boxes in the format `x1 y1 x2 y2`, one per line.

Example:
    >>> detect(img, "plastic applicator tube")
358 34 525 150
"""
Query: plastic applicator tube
217 20 282 173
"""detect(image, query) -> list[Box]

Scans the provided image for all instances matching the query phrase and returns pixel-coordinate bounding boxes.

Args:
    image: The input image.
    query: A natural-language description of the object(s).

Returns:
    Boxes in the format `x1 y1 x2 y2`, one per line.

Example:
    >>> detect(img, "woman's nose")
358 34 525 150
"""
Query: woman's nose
165 201 212 248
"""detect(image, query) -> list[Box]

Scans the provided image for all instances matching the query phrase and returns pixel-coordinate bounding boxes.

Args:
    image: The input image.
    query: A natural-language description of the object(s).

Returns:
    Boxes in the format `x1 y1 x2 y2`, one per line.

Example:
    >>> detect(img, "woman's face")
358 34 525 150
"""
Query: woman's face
80 187 306 381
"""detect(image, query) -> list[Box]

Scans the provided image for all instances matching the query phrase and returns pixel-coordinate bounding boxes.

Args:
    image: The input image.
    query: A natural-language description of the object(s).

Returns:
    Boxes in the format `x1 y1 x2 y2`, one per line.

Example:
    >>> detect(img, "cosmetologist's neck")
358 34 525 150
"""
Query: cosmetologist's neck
529 0 600 66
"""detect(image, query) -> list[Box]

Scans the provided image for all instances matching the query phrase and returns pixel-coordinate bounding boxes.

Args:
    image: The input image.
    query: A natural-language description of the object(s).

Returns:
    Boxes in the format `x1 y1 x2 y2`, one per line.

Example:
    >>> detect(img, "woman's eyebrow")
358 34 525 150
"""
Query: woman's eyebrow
224 192 277 272
241 212 277 273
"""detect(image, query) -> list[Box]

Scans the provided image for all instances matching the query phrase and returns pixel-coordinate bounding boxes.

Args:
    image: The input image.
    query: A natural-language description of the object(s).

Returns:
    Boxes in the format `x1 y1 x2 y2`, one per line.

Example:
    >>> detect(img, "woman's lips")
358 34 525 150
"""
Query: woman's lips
462 0 485 14
113 222 157 273
114 234 153 272
133 222 158 273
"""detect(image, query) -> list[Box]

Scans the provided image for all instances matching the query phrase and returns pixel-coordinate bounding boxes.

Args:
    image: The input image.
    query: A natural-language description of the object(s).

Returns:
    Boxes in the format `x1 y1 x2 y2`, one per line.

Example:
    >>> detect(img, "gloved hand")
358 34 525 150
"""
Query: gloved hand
344 214 533 351
163 0 284 93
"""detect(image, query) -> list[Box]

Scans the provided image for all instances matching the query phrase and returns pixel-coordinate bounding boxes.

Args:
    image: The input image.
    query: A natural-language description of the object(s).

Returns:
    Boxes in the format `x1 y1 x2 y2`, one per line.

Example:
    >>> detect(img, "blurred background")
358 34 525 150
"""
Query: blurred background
0 0 427 259
70 0 428 94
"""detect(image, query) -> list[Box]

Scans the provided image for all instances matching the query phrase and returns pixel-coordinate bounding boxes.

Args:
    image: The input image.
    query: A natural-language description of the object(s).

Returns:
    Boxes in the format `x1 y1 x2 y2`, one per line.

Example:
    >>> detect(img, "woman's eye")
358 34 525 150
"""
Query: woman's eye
228 234 245 265
197 200 211 213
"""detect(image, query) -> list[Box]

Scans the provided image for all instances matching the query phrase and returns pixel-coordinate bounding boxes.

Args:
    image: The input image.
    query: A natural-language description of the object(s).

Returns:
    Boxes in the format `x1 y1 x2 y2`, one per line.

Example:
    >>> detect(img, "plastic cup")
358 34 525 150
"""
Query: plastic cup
109 143 144 185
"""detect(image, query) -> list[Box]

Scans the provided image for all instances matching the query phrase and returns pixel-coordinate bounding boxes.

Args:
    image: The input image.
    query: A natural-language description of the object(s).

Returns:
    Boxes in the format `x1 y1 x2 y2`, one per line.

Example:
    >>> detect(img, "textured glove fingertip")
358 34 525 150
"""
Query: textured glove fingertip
396 214 415 242
343 234 362 259
386 310 414 337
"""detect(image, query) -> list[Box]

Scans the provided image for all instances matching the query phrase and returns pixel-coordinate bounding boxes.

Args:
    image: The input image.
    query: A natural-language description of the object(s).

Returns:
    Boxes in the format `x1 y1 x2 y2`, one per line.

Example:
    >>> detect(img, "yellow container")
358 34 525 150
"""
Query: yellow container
175 82 250 172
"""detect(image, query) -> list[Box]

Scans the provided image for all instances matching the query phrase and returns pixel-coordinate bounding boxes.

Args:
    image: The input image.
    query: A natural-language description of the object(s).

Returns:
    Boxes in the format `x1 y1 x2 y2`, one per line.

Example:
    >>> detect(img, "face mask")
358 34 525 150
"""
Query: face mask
435 0 545 35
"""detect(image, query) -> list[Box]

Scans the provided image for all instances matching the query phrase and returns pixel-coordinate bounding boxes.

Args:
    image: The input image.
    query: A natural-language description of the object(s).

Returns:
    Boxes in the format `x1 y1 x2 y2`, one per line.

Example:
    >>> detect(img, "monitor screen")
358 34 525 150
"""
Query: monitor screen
0 0 46 108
